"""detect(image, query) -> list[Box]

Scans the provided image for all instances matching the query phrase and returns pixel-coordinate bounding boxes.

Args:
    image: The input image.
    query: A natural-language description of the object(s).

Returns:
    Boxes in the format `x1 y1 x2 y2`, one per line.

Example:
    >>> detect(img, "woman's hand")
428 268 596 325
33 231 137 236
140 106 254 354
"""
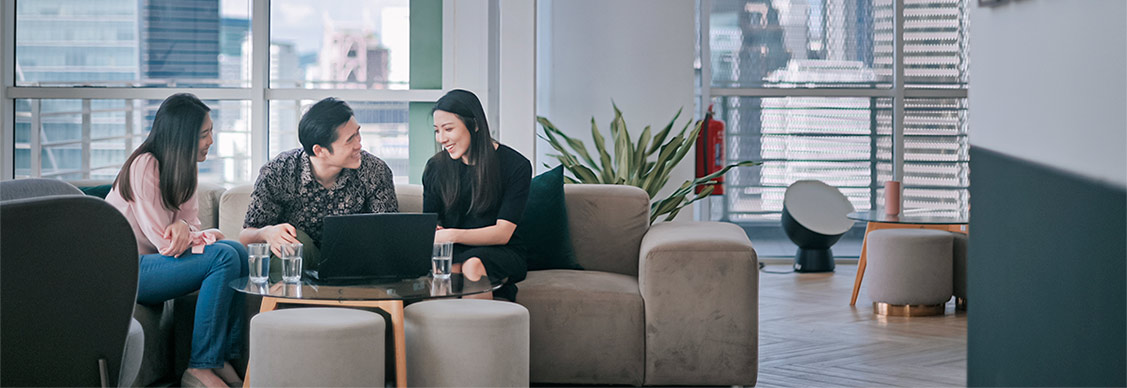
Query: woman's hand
161 220 192 257
435 227 459 244
205 228 225 241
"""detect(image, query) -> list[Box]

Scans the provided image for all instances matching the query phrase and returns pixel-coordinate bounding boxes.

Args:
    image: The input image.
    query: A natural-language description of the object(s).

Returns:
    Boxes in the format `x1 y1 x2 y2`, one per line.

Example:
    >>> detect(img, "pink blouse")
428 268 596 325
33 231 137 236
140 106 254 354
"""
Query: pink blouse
106 153 217 256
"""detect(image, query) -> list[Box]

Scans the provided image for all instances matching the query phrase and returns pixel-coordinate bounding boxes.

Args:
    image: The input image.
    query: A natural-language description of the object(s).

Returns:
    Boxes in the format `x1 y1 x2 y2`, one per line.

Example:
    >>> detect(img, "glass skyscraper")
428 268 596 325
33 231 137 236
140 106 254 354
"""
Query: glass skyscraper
15 0 226 180
140 0 221 83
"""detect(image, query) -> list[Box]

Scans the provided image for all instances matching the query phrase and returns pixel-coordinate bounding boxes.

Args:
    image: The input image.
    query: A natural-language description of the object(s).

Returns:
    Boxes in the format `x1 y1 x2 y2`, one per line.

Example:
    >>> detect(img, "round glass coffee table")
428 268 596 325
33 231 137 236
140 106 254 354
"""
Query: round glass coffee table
847 210 969 307
231 275 500 387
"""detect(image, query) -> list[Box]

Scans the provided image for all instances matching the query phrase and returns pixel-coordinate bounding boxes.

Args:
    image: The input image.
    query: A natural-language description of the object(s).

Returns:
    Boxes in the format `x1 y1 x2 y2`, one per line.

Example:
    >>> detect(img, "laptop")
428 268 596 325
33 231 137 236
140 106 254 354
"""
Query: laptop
306 213 438 284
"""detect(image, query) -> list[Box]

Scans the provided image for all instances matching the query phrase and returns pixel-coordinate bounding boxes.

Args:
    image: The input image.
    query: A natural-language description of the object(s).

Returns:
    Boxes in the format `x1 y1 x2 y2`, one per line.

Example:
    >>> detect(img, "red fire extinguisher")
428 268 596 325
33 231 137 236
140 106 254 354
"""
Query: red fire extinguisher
695 104 725 195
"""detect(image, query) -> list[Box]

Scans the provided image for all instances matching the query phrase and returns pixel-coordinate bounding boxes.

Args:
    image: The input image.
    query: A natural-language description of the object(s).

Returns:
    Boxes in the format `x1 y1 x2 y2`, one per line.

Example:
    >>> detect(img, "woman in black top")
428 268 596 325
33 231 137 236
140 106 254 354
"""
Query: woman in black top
423 89 531 301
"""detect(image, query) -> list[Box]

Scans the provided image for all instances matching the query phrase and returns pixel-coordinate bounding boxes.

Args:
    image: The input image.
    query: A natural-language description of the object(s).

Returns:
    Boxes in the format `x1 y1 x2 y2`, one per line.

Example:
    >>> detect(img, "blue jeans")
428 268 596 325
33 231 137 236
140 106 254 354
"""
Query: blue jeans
137 240 248 369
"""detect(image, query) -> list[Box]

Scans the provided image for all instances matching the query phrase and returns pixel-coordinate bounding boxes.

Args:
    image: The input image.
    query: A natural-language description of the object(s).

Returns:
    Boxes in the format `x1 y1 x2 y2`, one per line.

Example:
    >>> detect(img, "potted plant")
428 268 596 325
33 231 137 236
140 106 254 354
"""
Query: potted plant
538 103 760 224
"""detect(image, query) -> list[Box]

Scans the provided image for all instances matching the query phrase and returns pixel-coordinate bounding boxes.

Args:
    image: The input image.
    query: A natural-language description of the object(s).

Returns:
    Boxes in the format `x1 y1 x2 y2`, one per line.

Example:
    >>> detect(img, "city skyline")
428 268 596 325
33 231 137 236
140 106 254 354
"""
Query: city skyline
13 0 411 184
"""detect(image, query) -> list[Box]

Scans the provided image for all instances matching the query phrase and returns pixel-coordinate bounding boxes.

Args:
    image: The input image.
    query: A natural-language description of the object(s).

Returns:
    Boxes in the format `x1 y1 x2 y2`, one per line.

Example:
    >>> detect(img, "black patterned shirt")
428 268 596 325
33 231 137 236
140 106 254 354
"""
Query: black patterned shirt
243 148 398 247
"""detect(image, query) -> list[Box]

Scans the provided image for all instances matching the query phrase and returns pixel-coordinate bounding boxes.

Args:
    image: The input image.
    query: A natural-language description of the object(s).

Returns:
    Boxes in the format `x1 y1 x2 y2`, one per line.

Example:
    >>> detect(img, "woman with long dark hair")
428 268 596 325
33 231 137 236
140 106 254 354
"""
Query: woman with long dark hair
423 89 531 301
105 93 248 388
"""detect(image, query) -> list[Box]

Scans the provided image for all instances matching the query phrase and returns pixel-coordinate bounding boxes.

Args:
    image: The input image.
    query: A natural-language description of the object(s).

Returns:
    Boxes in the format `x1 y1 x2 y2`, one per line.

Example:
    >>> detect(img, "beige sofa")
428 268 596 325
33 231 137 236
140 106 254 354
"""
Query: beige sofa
221 183 759 386
74 180 759 386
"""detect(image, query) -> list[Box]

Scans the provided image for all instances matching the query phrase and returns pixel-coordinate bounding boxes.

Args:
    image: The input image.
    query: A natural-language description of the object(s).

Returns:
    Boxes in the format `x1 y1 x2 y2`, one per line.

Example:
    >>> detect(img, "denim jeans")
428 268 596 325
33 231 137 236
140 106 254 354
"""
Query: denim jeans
137 240 248 369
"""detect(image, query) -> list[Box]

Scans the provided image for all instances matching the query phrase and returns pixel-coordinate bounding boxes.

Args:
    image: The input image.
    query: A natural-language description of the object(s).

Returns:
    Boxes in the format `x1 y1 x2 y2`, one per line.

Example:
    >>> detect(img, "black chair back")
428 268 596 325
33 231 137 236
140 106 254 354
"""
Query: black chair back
0 178 83 201
1 195 138 387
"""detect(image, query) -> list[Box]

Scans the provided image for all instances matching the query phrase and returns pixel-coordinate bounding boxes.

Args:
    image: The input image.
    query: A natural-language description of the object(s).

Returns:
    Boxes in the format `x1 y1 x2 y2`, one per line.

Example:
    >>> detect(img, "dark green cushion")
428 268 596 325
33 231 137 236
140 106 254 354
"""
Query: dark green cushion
516 166 582 271
78 184 113 199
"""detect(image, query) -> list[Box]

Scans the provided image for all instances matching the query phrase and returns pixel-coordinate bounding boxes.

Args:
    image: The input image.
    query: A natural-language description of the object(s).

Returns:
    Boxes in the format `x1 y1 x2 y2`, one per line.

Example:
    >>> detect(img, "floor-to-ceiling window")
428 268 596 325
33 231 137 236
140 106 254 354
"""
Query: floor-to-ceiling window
698 0 969 257
6 0 444 185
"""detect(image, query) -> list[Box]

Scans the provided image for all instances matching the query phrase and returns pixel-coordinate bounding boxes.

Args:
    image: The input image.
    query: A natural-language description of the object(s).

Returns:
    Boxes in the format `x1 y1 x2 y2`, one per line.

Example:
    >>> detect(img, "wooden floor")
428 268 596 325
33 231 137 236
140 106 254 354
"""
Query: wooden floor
757 263 966 387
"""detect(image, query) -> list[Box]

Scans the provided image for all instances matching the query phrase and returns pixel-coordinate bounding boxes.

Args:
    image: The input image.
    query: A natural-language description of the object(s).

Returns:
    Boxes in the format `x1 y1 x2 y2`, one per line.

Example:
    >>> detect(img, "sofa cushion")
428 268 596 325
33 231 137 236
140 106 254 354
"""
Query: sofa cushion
196 183 225 230
563 185 650 276
219 184 255 240
516 270 644 385
396 184 423 213
515 166 581 271
220 183 425 240
78 184 113 199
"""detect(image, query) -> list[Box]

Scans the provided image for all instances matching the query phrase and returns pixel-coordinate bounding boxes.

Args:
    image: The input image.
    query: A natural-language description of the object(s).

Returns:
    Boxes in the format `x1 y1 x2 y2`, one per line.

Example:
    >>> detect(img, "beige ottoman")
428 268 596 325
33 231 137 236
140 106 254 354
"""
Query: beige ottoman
866 229 955 316
249 307 385 387
405 299 529 387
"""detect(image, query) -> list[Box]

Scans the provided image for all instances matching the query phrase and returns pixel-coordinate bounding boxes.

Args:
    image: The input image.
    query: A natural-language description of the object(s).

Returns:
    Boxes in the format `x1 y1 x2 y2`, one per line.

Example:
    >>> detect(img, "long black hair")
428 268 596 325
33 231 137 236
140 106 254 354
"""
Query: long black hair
114 93 210 211
428 89 502 217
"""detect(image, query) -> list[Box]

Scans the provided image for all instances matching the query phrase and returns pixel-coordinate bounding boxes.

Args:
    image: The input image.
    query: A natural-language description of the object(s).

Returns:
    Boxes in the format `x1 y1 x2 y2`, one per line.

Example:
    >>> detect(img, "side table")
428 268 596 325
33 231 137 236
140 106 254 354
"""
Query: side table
847 210 968 306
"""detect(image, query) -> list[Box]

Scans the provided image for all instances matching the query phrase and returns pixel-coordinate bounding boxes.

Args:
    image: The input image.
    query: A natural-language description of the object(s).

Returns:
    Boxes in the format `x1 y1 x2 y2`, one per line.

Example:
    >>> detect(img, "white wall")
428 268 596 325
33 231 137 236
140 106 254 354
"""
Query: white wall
446 0 536 161
446 0 490 112
536 0 697 219
495 0 537 160
969 0 1127 188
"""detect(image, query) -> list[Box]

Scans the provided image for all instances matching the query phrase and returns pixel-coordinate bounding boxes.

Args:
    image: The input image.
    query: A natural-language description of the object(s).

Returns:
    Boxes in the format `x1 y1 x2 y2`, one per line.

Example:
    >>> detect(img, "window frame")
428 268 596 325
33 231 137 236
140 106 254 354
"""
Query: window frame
696 0 968 222
0 0 462 183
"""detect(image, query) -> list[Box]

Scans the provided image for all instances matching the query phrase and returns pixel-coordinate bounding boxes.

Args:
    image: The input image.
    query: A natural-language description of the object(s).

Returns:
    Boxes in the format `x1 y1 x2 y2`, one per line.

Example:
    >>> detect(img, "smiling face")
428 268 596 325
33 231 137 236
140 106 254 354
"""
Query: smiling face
315 116 363 169
433 110 472 163
197 114 213 162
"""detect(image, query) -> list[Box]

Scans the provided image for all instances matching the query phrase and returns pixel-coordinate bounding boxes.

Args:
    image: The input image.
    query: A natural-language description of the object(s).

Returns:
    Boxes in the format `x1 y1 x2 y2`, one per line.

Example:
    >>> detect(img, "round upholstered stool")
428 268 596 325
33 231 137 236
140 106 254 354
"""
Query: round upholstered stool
866 229 955 316
952 232 968 310
249 307 385 387
405 299 529 387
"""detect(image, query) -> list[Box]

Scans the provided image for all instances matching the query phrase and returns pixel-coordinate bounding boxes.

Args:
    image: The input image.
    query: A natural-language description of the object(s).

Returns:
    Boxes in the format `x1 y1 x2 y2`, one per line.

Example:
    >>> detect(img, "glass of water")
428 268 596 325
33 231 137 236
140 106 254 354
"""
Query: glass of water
247 243 270 283
281 242 303 283
432 242 453 279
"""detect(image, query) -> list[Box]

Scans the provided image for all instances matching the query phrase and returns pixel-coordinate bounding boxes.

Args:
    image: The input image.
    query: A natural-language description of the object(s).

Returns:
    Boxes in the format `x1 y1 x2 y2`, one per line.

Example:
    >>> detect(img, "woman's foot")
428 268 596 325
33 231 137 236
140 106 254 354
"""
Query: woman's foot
213 362 243 387
182 368 228 388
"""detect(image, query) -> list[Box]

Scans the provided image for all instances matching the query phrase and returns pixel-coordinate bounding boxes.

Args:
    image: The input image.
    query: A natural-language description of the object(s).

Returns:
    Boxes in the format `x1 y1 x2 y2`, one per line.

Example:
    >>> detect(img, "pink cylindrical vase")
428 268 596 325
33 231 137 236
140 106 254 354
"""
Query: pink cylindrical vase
884 180 901 215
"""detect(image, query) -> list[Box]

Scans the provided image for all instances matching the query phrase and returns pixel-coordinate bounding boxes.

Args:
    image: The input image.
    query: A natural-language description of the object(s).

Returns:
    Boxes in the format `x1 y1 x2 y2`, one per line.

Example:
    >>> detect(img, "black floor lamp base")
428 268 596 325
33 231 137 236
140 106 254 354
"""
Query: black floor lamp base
794 248 835 273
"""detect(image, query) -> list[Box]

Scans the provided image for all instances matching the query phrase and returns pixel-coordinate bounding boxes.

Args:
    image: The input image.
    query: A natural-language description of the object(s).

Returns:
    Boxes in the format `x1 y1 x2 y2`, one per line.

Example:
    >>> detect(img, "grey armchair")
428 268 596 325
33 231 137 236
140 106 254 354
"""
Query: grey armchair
0 191 141 386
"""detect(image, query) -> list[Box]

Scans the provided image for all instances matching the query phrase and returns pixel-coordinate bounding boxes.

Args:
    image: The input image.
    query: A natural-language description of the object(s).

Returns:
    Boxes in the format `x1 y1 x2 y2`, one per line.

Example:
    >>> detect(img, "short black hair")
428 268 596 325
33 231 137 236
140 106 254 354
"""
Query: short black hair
298 97 354 156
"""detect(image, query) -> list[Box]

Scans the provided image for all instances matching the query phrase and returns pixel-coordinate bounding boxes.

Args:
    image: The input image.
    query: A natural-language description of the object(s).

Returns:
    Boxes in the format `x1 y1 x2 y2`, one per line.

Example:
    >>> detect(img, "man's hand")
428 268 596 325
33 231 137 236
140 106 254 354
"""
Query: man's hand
265 223 299 257
161 220 191 257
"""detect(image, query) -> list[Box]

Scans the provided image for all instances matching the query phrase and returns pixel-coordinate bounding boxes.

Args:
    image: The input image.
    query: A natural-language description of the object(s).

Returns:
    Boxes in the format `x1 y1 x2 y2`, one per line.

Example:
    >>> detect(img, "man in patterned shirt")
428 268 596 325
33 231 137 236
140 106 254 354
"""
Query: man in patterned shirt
239 97 398 274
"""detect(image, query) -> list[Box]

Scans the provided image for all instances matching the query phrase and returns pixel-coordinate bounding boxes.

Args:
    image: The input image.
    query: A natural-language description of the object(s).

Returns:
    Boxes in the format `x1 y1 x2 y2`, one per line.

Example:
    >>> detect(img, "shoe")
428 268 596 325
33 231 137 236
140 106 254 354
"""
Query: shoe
220 376 243 388
181 371 208 388
214 361 243 387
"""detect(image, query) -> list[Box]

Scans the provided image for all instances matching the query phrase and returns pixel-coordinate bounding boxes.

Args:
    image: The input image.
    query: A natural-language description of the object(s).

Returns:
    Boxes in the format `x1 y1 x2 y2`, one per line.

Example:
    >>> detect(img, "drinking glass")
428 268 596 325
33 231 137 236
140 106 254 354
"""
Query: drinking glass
432 242 453 279
281 242 303 283
430 276 451 296
247 243 270 283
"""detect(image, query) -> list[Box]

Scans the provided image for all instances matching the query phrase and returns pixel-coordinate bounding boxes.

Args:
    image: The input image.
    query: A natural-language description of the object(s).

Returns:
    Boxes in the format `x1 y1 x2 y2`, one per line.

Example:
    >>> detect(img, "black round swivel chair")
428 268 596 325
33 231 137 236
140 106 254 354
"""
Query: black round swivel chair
781 180 855 272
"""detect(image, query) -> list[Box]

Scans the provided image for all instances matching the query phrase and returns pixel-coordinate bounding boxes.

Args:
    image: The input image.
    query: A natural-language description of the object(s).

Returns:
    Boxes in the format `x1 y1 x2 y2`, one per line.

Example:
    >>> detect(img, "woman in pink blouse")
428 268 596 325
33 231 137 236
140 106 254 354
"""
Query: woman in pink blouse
106 94 247 388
